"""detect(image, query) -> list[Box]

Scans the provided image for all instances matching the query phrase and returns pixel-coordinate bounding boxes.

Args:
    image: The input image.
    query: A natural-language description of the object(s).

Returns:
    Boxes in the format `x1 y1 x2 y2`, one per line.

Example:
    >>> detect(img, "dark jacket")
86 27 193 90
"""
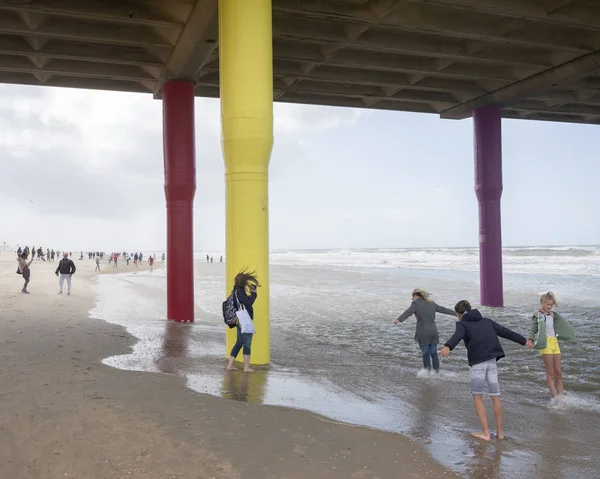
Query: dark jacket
397 298 456 344
444 309 526 366
233 285 257 320
56 258 76 275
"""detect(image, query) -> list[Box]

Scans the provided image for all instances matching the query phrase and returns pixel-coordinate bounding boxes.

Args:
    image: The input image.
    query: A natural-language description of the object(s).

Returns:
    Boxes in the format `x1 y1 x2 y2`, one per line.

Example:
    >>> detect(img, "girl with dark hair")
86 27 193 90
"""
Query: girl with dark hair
226 270 260 372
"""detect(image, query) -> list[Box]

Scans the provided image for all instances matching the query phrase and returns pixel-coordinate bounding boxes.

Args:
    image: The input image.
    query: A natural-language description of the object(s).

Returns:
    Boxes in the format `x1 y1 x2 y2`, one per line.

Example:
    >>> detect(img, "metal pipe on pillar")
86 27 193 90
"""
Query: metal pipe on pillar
162 81 197 322
219 0 274 364
473 106 504 307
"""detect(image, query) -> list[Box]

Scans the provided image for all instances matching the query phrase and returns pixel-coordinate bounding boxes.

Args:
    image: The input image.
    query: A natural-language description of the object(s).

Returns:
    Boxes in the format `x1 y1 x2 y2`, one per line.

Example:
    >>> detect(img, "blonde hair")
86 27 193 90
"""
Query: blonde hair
412 288 433 303
540 291 558 307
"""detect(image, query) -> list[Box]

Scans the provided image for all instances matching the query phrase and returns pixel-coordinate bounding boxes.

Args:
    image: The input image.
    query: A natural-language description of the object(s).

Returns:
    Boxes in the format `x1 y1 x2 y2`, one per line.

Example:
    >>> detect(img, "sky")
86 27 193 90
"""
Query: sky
0 83 598 253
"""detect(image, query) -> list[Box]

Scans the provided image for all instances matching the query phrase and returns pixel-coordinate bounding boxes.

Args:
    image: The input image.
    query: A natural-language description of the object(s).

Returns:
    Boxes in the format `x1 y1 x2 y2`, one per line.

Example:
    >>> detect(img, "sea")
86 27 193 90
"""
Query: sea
90 246 600 479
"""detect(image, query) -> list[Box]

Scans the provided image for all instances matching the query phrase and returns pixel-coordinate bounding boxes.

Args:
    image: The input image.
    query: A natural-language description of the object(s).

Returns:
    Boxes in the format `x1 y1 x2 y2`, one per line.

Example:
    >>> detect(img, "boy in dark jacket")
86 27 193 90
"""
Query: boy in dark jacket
439 300 532 441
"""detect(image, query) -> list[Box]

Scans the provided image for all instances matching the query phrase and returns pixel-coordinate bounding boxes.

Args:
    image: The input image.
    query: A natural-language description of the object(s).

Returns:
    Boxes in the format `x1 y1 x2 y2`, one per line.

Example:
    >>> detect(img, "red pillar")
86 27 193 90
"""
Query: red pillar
473 106 503 307
163 81 196 322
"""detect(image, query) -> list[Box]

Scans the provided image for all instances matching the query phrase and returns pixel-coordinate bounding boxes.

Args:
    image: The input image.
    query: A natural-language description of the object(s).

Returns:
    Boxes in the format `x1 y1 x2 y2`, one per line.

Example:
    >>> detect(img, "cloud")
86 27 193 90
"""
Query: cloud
0 84 365 251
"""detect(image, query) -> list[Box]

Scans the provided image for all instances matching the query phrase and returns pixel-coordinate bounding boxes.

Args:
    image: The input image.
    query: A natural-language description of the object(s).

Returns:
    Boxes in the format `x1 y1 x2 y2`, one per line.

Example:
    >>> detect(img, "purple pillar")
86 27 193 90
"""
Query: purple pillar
473 106 503 307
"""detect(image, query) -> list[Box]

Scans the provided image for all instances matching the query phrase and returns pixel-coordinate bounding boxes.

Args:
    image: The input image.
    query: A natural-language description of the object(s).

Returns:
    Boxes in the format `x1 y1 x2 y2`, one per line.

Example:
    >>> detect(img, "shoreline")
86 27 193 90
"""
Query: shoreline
0 252 457 478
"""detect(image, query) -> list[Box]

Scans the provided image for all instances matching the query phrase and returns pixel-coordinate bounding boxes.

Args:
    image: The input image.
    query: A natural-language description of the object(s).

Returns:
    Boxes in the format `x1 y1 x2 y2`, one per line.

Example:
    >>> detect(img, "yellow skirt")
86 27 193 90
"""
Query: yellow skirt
540 336 561 356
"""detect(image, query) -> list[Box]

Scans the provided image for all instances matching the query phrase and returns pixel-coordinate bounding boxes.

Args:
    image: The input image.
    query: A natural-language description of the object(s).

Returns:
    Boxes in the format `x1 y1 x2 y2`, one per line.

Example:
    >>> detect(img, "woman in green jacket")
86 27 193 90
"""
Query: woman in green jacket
527 292 576 398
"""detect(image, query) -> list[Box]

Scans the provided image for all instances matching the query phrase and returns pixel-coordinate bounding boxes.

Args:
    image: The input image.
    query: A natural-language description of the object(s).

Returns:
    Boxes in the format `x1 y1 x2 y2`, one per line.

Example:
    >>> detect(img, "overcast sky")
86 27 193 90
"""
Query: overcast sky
0 84 598 253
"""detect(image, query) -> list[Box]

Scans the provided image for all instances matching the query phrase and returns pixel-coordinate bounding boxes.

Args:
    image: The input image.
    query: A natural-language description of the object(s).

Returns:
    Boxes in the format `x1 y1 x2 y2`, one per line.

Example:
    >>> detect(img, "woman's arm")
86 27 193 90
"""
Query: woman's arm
395 302 416 323
434 303 456 316
236 289 257 308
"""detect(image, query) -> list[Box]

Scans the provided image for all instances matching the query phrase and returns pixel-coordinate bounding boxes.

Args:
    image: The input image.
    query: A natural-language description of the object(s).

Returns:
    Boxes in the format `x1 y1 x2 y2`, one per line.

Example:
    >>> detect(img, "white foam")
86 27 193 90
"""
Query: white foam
548 393 600 413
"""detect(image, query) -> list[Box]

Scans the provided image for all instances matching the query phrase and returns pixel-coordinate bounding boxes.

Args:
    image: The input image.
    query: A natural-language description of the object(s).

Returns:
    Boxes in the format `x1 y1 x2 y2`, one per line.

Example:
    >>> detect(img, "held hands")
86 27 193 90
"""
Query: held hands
526 339 534 350
393 319 399 325
439 346 450 357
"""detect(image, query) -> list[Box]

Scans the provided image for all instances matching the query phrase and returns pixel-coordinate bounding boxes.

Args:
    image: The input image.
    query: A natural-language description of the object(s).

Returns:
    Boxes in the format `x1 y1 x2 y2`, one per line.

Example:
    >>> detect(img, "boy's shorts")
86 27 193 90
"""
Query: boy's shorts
469 359 500 396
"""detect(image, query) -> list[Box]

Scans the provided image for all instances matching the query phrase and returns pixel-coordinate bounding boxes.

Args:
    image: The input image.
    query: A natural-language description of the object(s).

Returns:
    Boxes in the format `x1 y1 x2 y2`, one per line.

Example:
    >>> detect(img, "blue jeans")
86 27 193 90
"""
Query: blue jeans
420 343 439 371
230 325 253 357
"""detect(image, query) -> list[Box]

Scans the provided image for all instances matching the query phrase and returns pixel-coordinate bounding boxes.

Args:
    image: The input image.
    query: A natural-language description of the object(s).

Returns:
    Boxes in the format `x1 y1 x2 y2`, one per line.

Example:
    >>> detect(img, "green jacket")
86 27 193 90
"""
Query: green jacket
529 311 576 350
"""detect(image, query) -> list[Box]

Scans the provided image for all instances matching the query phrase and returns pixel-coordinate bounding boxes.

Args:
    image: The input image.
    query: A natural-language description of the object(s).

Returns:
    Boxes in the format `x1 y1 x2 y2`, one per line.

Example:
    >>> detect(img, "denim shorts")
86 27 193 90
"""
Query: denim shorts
469 359 500 396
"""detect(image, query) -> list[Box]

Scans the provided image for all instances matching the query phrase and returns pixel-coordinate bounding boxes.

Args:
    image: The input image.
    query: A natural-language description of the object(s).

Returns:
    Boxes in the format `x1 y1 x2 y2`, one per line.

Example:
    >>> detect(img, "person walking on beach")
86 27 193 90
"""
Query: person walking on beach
113 252 118 268
149 255 154 272
95 255 101 272
226 271 260 373
56 252 76 295
394 289 456 373
17 252 33 294
527 292 576 399
161 253 165 266
439 300 532 441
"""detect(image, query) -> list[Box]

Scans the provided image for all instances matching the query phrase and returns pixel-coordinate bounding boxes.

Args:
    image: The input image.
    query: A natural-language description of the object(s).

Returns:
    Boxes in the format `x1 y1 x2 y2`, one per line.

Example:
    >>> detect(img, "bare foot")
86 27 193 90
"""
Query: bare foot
225 366 238 371
496 433 505 440
471 432 491 441
244 368 255 373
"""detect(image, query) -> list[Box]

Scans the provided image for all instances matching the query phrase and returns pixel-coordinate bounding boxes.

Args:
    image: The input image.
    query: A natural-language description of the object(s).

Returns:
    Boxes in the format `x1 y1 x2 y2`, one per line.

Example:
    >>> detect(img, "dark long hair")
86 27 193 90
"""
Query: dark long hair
234 269 260 290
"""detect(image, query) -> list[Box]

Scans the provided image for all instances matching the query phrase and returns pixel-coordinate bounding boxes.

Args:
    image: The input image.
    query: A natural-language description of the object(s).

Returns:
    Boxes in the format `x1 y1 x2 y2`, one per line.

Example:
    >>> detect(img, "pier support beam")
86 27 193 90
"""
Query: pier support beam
219 0 273 364
474 106 504 307
163 81 196 322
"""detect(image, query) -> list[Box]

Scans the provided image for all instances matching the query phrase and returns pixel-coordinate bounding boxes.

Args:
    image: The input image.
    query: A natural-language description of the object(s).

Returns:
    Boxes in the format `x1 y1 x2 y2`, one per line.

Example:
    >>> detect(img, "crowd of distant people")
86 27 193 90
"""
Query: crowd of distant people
13 246 168 295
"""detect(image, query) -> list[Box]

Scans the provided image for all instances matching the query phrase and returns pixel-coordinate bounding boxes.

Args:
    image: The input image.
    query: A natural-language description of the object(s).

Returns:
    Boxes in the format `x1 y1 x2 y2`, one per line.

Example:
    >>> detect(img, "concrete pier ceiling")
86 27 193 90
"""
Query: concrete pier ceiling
1 0 600 123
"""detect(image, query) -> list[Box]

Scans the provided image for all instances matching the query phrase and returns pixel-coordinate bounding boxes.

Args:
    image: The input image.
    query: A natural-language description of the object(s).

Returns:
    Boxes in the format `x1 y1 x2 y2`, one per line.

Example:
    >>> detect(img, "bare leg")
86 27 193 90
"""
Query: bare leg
491 396 504 439
553 354 564 395
472 394 491 441
243 355 254 372
226 356 238 371
542 355 558 398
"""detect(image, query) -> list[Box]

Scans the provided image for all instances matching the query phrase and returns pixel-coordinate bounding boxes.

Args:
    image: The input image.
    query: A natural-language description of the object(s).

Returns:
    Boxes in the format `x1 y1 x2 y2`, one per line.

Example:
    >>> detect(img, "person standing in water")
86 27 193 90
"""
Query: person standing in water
17 252 33 294
440 300 531 441
226 271 260 373
394 289 456 372
527 291 576 399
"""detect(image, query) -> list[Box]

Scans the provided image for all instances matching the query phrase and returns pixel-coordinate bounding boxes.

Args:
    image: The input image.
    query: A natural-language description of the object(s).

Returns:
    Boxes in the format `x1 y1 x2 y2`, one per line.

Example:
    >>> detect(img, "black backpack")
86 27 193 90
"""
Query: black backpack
222 290 239 329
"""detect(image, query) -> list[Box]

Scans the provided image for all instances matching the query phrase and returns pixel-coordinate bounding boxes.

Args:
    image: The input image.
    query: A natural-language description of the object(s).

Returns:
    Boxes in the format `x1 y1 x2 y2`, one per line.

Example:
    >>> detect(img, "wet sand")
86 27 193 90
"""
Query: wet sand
0 252 457 479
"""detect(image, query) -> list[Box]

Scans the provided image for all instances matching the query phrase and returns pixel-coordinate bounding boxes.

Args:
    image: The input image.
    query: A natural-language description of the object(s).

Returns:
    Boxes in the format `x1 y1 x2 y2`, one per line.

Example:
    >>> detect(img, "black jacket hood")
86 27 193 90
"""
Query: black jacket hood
462 309 483 322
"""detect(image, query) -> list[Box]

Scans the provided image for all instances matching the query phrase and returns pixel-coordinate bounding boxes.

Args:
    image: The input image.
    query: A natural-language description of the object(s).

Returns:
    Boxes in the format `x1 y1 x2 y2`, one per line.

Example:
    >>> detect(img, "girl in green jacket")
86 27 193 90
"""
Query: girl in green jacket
527 292 576 399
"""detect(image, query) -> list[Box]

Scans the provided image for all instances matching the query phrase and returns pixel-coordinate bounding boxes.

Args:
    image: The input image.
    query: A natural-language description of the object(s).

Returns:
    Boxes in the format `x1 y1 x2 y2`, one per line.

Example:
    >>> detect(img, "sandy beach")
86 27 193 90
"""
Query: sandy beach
0 252 456 479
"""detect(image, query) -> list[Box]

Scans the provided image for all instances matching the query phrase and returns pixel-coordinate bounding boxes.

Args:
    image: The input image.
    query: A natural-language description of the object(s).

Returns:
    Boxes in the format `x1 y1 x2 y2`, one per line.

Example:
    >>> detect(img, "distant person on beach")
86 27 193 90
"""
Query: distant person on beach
149 256 154 272
206 254 209 263
134 253 138 266
226 271 260 373
17 252 33 294
439 300 532 441
113 253 118 268
95 256 101 272
161 253 165 266
220 256 223 263
527 292 576 399
55 252 76 295
393 289 456 373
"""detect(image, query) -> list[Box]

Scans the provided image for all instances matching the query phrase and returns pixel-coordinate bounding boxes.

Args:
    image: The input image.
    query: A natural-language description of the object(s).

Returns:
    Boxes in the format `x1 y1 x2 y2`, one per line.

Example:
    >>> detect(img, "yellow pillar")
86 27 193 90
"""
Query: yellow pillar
219 0 273 365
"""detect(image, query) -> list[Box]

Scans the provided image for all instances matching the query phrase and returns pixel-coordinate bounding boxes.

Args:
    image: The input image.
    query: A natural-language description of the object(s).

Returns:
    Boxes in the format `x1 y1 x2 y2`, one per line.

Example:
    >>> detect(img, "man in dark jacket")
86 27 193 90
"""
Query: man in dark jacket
55 252 76 295
439 300 532 441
